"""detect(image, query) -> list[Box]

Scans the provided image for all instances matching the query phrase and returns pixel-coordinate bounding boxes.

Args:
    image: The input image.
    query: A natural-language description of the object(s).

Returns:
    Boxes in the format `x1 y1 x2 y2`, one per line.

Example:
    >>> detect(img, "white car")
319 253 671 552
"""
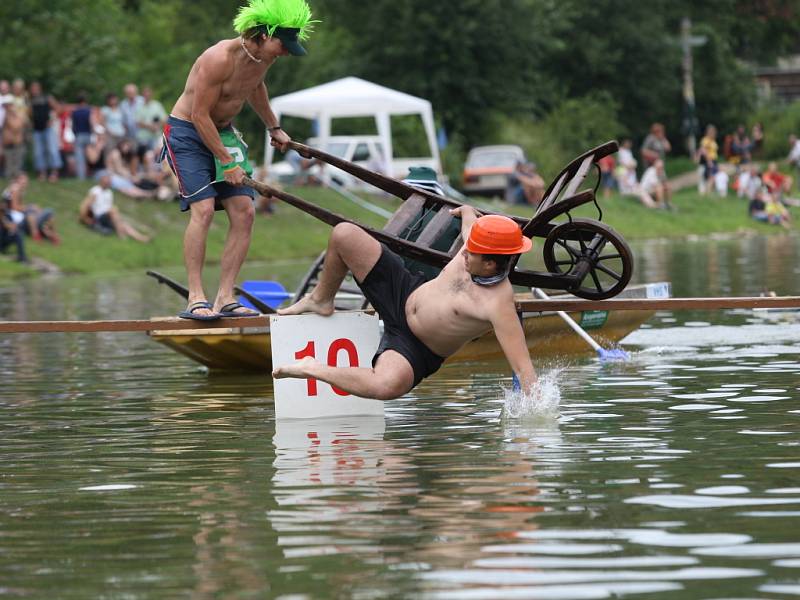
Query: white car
462 145 527 196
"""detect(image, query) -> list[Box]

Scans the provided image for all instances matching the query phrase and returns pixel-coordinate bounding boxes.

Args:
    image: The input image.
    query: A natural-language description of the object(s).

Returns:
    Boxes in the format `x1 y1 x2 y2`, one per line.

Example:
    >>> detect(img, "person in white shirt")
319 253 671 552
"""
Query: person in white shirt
615 138 638 194
714 169 729 197
787 134 800 191
637 159 667 209
79 172 151 242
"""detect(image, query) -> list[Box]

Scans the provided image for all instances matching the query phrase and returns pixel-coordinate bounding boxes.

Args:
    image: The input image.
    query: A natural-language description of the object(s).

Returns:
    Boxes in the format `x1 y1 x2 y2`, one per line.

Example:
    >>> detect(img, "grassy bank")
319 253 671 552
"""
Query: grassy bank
1 177 795 283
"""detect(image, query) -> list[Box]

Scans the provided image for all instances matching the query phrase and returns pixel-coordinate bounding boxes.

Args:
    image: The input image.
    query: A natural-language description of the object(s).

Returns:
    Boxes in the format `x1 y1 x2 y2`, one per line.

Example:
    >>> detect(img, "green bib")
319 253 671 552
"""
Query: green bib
214 129 254 181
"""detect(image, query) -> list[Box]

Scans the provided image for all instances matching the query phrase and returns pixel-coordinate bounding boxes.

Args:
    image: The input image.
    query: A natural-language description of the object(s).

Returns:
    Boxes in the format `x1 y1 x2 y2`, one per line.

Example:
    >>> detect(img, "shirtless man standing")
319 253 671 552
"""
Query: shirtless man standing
164 0 317 321
274 207 539 399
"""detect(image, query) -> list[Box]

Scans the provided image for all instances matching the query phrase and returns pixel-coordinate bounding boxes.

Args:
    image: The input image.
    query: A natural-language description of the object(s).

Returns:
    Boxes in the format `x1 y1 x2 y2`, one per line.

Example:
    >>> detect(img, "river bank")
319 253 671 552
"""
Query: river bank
0 178 795 283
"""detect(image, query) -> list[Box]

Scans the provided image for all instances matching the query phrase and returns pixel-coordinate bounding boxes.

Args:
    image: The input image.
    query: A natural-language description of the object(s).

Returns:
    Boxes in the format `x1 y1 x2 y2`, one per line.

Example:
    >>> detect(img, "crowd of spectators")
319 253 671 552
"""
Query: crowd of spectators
0 78 176 260
590 118 796 229
0 79 179 197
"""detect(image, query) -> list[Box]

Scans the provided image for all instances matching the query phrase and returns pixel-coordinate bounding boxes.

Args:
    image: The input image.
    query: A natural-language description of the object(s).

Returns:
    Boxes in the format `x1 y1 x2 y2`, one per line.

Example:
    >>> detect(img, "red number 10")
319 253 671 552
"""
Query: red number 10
294 338 359 397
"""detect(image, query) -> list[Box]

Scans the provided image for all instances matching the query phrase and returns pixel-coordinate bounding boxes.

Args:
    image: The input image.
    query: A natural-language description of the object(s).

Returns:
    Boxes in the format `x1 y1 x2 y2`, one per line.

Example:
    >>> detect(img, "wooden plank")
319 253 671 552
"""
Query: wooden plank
562 155 595 199
515 296 800 313
415 208 454 247
2 296 799 334
382 193 426 235
536 171 568 214
0 316 270 334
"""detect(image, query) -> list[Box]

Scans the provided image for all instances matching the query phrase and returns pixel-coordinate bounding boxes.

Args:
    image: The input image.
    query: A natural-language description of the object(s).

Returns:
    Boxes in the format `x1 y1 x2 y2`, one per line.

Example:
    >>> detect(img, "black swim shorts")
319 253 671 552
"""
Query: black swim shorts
356 244 445 387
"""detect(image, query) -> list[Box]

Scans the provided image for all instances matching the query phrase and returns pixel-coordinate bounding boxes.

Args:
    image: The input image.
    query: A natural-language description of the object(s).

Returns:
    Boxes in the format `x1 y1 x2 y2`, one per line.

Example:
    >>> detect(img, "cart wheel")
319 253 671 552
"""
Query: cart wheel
542 218 633 300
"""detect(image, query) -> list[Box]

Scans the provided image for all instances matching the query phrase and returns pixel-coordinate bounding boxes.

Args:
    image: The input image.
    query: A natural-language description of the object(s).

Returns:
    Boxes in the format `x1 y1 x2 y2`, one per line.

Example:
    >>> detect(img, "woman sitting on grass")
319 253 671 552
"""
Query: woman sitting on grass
104 139 157 200
79 172 152 243
749 184 792 229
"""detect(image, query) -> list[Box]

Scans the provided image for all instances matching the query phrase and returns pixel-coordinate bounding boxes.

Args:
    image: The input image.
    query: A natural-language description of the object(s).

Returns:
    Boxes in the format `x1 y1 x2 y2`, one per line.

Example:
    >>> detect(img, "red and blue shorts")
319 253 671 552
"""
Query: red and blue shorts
161 115 254 212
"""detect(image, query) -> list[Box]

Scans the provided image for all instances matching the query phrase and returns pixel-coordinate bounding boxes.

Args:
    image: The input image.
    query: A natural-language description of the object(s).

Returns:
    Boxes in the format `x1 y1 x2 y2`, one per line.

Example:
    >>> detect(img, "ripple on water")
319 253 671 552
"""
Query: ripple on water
510 529 752 548
695 486 750 495
626 495 800 509
729 395 790 403
419 567 761 586
669 403 727 411
759 585 800 596
670 392 739 399
693 543 800 558
423 582 683 600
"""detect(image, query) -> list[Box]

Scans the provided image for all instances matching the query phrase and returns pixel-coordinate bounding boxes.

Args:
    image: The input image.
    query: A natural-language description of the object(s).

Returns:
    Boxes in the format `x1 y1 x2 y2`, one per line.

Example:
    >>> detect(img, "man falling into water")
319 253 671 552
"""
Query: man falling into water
274 207 539 399
163 0 317 321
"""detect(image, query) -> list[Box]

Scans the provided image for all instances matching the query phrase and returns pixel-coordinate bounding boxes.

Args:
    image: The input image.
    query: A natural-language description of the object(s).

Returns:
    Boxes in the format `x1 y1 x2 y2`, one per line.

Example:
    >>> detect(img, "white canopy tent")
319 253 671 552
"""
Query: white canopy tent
264 76 441 177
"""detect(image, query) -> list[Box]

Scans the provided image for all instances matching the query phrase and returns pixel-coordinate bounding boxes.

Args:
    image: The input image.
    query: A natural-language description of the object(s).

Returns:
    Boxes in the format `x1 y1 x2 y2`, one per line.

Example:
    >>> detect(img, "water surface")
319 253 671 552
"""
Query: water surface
1 234 799 599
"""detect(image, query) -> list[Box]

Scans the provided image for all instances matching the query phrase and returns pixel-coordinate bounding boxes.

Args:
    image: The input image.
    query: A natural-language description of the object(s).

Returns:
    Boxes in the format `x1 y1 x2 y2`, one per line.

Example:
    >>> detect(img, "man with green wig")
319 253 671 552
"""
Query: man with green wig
163 0 317 321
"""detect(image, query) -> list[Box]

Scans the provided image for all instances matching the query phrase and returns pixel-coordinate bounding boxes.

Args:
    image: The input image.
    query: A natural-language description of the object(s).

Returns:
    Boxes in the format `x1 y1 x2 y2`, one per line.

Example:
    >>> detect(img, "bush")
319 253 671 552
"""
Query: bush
752 100 800 159
491 93 624 182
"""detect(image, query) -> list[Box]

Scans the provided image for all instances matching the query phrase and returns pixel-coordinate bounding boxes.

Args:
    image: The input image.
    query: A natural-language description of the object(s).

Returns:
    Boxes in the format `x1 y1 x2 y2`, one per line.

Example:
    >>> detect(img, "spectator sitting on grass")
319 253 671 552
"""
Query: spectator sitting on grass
736 164 760 200
713 169 729 197
79 172 151 242
2 173 60 244
749 184 791 229
0 196 27 263
762 162 795 204
506 161 545 207
637 159 671 209
285 148 321 185
105 139 157 200
765 193 791 228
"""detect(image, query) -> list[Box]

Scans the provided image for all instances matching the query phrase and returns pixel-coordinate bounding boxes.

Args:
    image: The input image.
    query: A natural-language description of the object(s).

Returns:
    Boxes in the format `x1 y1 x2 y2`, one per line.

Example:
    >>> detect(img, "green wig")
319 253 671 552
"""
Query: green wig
233 0 318 40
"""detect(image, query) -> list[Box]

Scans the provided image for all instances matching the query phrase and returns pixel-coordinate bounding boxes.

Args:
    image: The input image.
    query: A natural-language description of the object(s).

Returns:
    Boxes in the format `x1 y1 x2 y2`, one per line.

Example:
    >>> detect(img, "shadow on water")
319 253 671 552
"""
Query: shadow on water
1 234 800 597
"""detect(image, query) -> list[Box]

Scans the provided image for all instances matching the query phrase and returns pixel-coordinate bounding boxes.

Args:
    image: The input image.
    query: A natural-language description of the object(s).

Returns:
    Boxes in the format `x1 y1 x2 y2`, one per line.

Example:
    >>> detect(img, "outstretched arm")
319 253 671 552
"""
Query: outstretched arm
449 204 481 243
491 297 538 394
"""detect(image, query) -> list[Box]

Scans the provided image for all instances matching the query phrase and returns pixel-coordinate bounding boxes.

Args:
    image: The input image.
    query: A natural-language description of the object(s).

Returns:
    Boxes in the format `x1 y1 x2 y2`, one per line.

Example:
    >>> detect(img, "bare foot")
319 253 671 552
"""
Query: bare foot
273 356 319 379
277 293 334 316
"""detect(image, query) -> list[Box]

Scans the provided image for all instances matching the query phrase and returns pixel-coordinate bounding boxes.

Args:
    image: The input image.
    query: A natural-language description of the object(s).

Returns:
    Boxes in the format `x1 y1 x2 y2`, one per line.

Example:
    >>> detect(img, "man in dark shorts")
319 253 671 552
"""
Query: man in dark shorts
274 207 539 399
164 0 317 321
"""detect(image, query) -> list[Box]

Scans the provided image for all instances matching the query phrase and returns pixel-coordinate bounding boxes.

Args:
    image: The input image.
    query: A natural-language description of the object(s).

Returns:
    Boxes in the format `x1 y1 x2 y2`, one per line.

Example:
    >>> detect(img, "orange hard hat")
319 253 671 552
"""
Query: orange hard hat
466 214 533 255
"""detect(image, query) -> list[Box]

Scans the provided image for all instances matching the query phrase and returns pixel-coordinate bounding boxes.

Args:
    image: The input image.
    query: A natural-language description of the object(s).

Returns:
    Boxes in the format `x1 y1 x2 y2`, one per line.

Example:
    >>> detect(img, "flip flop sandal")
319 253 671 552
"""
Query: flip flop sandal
178 301 220 321
217 301 261 318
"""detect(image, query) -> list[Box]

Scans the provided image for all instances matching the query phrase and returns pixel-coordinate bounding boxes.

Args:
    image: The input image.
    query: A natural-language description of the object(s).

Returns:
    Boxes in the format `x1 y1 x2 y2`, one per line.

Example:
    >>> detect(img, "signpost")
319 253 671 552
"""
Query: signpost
270 312 384 419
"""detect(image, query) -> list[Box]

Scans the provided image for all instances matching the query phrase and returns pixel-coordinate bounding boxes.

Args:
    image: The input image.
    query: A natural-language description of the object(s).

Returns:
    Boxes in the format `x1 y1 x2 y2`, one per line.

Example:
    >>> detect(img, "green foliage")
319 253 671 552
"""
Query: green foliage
753 100 800 159
491 93 623 182
690 24 756 134
314 0 558 147
0 0 796 172
0 0 133 101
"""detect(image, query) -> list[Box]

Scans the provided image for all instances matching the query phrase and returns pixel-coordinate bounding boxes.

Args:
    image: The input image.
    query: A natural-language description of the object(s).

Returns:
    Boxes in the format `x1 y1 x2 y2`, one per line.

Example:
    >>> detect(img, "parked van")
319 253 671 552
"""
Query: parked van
266 135 439 188
462 144 527 196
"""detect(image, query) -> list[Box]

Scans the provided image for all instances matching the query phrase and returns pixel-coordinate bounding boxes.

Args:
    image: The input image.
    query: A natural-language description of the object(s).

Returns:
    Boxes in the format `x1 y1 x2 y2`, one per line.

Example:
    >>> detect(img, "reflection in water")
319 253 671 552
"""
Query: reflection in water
2 235 800 597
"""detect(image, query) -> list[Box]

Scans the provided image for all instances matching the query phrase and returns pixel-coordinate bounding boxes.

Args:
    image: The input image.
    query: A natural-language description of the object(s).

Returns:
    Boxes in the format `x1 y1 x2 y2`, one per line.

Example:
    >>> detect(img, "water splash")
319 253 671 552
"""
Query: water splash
502 370 562 420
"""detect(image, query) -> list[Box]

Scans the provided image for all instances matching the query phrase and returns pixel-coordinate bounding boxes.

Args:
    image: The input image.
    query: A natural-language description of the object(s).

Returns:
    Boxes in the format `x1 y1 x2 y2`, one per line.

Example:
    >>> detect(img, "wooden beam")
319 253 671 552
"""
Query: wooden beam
515 296 800 313
0 316 269 334
1 296 799 334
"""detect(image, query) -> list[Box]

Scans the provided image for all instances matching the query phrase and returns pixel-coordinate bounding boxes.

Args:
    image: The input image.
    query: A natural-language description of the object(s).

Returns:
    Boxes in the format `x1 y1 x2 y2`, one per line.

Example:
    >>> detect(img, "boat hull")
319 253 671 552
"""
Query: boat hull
149 283 669 372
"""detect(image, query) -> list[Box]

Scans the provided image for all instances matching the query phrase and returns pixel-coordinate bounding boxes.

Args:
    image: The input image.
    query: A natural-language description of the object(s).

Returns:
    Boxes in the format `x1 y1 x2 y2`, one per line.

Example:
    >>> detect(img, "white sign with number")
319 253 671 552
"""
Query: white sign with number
270 312 384 419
